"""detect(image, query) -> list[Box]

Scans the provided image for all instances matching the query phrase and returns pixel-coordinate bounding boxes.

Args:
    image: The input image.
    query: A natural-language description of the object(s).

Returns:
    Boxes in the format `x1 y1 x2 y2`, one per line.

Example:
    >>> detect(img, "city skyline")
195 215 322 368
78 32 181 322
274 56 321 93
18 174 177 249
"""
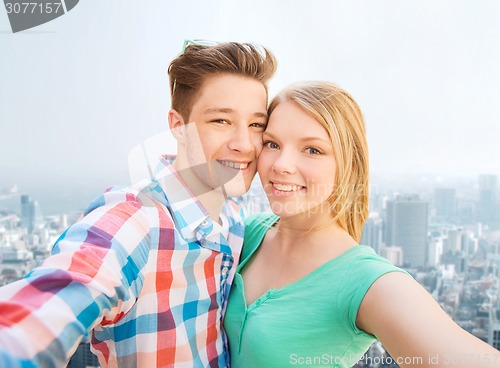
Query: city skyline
1 170 499 226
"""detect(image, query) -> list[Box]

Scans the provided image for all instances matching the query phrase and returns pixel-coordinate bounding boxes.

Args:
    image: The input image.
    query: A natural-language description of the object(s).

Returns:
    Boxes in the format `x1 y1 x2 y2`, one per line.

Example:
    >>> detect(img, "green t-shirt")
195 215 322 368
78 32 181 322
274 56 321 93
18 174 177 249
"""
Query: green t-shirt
224 212 410 367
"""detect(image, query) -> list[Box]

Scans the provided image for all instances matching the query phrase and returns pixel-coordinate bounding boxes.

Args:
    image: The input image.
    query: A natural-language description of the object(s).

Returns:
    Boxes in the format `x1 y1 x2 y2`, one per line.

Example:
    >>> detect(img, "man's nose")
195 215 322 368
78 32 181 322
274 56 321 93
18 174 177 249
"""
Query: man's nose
228 125 255 154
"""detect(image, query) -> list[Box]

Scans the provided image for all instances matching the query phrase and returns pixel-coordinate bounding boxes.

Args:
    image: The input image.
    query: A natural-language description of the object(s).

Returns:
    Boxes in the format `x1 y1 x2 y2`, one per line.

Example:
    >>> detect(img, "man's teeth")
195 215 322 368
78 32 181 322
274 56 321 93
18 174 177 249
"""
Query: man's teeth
273 183 302 192
219 160 249 169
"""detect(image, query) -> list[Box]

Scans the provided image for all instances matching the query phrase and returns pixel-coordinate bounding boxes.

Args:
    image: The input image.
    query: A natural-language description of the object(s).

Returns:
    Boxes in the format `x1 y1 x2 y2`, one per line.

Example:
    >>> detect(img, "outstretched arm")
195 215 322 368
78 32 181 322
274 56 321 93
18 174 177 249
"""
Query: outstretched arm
357 272 500 368
0 191 153 367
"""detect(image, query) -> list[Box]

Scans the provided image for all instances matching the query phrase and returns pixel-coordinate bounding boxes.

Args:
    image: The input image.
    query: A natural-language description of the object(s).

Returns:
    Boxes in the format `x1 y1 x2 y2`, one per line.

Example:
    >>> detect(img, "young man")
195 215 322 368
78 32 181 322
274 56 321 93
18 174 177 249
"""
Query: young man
0 41 277 367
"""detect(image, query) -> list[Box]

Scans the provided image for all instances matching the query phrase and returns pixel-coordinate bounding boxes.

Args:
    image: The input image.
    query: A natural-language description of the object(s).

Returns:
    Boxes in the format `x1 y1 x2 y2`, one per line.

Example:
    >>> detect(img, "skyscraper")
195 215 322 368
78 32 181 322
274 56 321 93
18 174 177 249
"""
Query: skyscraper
478 175 497 227
433 188 456 222
20 195 35 234
360 214 383 253
427 237 443 267
20 194 43 234
385 194 429 268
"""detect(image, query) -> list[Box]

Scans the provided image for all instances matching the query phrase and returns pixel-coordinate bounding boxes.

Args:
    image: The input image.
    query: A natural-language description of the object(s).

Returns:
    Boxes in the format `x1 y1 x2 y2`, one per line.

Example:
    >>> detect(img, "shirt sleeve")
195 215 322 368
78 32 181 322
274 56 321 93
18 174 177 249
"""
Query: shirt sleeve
337 248 411 335
0 188 155 367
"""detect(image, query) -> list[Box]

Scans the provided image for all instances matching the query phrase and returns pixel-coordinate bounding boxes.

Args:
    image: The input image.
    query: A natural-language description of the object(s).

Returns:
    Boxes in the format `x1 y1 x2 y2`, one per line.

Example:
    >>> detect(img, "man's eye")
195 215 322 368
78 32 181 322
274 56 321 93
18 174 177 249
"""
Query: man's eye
212 119 229 124
250 122 266 129
263 141 279 149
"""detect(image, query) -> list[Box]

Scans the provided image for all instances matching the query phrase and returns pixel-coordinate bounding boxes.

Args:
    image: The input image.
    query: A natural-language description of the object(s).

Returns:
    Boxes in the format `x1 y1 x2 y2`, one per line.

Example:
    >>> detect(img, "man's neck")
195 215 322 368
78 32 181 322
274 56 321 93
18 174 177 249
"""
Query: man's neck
172 158 228 224
197 190 226 224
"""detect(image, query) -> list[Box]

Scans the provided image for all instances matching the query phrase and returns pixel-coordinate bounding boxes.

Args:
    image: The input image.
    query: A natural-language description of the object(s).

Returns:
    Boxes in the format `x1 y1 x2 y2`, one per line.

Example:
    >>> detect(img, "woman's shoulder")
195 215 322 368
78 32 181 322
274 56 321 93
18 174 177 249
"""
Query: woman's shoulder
243 212 279 228
240 212 278 264
243 212 279 241
348 245 407 272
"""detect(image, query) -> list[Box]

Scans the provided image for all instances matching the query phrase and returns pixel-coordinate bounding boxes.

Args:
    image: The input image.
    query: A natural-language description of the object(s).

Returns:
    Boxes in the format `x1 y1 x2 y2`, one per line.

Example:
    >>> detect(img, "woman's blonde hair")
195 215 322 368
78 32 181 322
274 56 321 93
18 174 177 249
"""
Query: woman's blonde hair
268 81 369 242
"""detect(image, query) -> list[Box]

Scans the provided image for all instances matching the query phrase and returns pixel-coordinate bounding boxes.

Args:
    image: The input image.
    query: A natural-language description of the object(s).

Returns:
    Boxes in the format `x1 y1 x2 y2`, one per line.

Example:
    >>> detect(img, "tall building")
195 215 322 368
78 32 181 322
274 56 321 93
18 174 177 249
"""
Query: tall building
428 237 443 267
385 194 429 268
20 195 43 235
443 228 464 254
433 188 456 222
478 175 497 226
360 214 383 253
20 195 35 234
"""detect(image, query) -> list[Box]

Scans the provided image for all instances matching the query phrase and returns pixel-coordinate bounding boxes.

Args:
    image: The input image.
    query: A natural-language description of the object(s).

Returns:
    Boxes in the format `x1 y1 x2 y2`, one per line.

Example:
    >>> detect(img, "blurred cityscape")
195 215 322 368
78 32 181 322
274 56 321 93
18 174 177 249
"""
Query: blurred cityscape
1 173 500 367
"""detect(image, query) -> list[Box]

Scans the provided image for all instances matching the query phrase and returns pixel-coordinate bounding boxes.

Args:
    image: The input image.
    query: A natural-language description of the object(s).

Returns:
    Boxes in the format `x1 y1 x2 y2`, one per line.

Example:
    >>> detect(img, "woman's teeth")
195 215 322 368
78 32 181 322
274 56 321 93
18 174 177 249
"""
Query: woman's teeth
273 183 302 192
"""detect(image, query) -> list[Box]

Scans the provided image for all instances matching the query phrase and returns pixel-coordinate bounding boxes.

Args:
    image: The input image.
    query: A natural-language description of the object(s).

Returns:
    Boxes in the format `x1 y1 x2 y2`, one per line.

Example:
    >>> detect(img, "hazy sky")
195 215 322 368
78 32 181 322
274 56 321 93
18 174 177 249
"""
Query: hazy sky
1 0 499 212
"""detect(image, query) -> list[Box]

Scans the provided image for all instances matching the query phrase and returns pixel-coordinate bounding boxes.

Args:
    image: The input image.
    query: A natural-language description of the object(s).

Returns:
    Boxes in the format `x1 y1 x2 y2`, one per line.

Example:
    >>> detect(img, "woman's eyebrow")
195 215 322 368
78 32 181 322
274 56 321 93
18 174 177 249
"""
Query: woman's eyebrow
300 136 331 144
263 131 330 144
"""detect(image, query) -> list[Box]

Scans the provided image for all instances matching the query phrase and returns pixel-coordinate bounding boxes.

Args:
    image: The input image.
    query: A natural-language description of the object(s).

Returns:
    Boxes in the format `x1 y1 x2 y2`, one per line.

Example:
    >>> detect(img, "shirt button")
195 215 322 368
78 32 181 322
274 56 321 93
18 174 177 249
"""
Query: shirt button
201 219 209 227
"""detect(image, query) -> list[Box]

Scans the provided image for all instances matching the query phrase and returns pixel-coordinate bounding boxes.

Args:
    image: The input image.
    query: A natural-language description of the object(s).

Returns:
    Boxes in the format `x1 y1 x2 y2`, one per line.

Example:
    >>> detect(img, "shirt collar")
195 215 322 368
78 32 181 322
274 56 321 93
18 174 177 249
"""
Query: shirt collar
152 155 240 242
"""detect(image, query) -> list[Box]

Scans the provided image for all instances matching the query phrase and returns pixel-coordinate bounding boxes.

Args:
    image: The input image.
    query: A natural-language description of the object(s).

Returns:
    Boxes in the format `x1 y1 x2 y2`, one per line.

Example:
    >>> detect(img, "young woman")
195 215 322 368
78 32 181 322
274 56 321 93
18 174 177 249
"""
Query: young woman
224 82 499 367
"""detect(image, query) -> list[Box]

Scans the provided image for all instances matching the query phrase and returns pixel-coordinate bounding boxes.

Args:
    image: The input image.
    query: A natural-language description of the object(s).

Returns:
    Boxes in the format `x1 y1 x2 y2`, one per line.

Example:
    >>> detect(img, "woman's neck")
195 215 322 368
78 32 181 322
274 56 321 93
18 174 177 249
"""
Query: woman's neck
274 212 354 251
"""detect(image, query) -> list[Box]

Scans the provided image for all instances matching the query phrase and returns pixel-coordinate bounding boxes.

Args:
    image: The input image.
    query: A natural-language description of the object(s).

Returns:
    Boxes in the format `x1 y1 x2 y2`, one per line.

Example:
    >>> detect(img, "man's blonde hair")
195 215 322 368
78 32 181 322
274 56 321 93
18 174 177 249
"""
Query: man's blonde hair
268 82 369 242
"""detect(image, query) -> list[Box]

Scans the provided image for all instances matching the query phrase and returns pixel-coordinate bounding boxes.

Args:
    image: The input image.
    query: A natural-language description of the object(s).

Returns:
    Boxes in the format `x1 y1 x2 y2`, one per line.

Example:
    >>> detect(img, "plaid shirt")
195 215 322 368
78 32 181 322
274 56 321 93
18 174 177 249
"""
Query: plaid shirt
0 156 244 367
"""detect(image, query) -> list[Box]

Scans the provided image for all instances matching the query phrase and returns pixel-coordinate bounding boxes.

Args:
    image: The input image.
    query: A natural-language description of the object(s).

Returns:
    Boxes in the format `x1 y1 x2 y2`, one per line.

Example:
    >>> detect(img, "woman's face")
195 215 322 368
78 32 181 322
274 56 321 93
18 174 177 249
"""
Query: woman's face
258 101 337 219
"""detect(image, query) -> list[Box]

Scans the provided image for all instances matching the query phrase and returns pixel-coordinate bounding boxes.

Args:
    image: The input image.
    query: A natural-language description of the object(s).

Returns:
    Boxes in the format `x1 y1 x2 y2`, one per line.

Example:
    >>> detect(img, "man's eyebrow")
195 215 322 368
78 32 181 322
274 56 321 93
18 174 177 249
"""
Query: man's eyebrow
203 108 268 119
204 107 234 114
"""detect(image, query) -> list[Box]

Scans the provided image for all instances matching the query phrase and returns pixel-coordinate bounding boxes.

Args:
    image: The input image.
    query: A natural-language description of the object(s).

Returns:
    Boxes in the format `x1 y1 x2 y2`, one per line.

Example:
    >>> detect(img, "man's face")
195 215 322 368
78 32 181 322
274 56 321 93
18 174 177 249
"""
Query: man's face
178 74 268 197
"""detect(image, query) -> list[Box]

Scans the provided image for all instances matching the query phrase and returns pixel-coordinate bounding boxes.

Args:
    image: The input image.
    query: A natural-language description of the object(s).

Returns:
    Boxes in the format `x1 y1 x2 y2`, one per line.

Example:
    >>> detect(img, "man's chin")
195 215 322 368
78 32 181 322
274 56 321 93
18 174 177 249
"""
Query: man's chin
219 180 251 197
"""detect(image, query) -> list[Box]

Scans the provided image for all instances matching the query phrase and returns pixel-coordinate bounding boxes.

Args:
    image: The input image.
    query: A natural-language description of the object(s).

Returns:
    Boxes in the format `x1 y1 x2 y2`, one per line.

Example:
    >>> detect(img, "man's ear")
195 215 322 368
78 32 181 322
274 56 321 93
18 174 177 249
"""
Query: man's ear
168 109 186 143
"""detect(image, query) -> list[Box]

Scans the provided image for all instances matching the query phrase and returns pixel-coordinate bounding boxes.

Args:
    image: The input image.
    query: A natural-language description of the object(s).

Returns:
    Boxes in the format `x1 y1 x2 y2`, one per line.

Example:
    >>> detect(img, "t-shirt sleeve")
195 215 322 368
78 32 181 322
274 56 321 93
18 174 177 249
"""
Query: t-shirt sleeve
337 248 411 335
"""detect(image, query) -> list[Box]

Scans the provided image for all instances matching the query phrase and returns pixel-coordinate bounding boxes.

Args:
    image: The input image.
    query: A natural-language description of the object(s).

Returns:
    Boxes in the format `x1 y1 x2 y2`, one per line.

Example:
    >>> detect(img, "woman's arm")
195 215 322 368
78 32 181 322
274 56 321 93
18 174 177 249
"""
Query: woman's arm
357 272 500 368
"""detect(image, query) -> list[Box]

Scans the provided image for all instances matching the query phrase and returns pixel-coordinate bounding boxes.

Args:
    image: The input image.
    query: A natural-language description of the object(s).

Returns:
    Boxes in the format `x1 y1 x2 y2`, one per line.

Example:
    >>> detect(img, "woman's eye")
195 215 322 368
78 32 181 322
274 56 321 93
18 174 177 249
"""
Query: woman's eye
263 141 279 149
305 147 321 155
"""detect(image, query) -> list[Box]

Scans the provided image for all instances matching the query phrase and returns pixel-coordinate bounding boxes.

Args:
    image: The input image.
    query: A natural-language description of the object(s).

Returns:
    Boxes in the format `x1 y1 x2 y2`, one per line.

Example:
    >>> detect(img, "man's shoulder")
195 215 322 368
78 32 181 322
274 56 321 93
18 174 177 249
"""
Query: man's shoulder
82 179 168 218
